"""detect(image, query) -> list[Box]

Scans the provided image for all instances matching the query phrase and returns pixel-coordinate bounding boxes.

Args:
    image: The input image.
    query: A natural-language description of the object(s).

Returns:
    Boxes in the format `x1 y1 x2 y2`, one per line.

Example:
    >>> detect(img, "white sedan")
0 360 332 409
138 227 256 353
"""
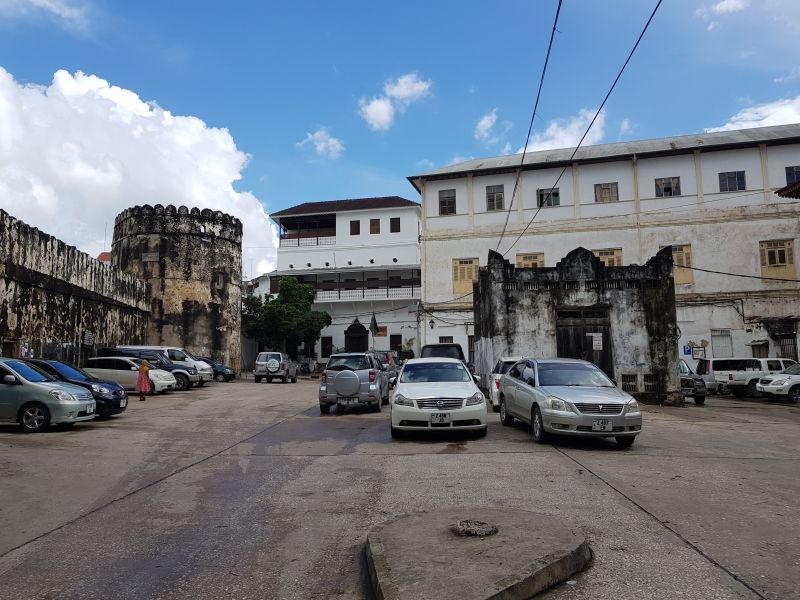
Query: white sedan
390 357 487 438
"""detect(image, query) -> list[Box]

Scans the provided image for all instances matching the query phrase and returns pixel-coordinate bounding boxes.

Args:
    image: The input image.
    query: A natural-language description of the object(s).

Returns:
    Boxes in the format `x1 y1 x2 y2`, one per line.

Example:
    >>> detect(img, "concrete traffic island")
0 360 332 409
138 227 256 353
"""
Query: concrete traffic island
365 508 591 599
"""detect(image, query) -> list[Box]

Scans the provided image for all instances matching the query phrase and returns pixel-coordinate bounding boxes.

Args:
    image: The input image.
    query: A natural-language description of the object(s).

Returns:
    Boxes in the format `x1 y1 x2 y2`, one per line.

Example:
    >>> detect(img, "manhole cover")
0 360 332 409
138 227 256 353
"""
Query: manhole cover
451 519 498 537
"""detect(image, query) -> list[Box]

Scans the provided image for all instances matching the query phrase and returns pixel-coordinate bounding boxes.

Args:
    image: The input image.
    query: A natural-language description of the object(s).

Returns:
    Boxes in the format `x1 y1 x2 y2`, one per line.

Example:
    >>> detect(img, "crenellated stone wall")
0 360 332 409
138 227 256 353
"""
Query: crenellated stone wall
0 209 150 363
112 204 243 371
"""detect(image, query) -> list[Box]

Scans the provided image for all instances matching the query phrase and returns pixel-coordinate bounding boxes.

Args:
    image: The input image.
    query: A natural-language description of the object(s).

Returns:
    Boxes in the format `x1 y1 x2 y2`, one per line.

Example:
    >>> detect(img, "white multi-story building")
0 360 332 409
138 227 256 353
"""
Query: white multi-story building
269 197 421 360
407 124 800 369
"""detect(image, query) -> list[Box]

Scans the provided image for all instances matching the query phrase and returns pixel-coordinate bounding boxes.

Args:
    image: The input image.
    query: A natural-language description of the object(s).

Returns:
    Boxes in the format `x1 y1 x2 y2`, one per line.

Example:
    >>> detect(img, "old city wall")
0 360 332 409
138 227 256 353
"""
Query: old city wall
0 209 150 363
474 248 682 405
112 204 243 371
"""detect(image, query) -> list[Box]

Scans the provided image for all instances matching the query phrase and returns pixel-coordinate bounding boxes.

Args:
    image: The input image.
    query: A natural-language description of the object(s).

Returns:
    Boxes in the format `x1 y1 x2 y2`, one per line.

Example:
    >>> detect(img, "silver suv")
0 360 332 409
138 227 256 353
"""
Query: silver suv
318 352 389 414
254 352 298 384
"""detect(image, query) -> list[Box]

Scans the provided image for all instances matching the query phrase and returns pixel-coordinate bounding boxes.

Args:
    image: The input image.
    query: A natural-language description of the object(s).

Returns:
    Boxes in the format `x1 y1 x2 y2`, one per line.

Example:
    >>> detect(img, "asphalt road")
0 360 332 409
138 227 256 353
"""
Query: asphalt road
0 380 798 600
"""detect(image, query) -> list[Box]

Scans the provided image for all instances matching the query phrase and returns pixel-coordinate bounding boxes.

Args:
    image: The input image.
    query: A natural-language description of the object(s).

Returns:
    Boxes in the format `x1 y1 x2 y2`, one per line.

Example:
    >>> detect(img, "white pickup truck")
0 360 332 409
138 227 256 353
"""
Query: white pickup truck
713 357 796 397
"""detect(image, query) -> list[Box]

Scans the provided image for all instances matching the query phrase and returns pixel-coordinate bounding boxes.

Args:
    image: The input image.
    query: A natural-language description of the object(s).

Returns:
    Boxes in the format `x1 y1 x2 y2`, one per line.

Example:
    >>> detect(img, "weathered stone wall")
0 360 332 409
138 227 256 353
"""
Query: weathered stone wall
112 204 243 371
474 247 681 405
0 209 150 363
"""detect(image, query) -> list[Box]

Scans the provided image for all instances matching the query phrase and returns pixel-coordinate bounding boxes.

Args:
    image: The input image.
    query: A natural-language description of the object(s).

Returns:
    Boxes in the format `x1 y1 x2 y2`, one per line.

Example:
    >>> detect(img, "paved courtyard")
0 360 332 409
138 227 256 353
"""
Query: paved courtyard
0 380 798 599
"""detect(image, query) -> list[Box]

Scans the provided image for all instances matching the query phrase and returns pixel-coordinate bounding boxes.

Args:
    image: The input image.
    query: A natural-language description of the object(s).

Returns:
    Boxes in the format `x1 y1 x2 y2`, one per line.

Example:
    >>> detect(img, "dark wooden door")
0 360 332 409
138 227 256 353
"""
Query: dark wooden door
556 308 614 379
344 321 368 352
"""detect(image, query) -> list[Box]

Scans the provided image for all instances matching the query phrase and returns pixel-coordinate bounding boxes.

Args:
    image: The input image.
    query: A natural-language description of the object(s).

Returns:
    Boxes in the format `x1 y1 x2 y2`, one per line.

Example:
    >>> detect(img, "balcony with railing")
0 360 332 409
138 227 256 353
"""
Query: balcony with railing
271 270 421 302
277 214 337 248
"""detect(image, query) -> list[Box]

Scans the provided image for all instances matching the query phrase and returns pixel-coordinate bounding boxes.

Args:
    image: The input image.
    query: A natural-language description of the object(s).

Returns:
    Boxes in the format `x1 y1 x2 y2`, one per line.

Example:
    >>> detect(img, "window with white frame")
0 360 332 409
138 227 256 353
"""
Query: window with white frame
718 171 746 192
537 187 560 207
439 189 456 215
486 185 504 211
655 177 681 197
594 182 619 203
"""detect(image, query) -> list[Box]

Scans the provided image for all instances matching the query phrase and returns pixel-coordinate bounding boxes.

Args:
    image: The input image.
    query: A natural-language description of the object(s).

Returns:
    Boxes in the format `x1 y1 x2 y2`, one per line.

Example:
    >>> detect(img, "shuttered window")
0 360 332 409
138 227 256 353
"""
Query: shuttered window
592 248 623 267
661 244 693 285
760 239 796 279
370 218 380 234
515 252 544 268
452 258 479 294
594 182 619 203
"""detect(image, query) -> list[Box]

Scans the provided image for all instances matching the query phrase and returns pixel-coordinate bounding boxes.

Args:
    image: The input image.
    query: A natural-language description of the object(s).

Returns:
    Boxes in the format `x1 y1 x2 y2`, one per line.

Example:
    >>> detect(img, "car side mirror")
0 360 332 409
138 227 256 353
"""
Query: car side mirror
3 375 17 385
131 366 138 371
473 374 481 385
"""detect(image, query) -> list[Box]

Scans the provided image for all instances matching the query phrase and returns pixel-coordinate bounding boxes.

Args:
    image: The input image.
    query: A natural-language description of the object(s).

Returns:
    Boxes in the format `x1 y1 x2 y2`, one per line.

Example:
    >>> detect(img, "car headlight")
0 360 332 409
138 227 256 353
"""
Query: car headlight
225 368 234 374
466 392 484 406
50 389 78 402
546 396 572 412
624 399 640 414
771 378 789 386
394 393 414 407
90 384 112 395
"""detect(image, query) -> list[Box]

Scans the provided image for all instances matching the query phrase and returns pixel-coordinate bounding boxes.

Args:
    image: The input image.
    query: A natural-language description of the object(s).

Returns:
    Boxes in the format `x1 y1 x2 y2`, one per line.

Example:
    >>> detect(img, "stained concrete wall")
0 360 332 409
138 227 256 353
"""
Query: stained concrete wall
112 204 243 371
474 247 682 405
0 209 150 363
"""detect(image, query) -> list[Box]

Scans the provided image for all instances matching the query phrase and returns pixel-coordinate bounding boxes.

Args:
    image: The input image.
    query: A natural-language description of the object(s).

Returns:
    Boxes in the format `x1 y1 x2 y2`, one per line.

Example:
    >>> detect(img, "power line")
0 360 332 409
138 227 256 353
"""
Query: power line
685 265 800 283
502 0 664 257
495 0 563 253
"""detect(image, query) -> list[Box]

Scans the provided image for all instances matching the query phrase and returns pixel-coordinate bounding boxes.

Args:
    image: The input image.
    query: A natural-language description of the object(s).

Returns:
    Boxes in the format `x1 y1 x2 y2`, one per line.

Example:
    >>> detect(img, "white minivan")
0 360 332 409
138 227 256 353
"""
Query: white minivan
118 346 214 386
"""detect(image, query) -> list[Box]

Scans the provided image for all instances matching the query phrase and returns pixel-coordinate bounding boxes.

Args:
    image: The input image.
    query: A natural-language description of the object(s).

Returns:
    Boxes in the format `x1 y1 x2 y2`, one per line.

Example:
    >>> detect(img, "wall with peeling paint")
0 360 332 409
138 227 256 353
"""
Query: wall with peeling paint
474 247 682 405
112 204 243 372
0 209 150 363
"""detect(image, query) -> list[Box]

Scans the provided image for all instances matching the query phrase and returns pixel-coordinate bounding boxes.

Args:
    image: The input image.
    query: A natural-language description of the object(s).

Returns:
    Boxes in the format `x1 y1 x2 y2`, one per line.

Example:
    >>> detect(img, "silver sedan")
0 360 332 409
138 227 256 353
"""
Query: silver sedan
498 358 642 447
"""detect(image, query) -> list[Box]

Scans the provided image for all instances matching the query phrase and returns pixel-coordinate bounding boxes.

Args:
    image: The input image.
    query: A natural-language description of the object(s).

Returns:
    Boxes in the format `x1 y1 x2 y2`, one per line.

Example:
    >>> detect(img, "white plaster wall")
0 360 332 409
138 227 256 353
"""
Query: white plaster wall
577 161 634 205
637 154 697 200
520 166 575 209
766 144 800 188
699 148 763 194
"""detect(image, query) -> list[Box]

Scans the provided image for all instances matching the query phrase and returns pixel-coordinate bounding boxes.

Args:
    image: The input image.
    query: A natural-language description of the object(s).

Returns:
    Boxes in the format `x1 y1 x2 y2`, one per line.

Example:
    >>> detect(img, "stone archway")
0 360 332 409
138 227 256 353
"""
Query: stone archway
344 319 369 352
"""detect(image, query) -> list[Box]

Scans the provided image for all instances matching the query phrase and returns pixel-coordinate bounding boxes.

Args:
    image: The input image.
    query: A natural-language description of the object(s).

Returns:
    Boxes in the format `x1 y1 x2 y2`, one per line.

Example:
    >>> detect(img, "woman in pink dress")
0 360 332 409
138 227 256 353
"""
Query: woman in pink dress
136 359 150 401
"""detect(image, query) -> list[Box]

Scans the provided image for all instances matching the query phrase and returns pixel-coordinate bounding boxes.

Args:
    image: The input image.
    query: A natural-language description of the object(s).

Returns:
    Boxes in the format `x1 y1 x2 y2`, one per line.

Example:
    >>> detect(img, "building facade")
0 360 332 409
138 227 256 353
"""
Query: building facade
269 197 421 361
408 124 800 372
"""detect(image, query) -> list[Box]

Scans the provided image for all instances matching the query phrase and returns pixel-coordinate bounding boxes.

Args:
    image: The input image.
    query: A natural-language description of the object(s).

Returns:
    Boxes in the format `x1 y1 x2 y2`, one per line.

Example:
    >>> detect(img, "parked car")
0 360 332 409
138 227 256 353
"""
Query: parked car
499 358 641 447
254 352 298 383
756 362 800 402
97 347 199 391
24 359 128 417
488 356 524 412
712 357 796 398
0 357 96 433
117 346 214 386
318 352 388 413
197 357 235 382
420 343 475 374
372 351 399 386
84 357 177 394
390 357 487 438
695 358 725 394
678 359 706 405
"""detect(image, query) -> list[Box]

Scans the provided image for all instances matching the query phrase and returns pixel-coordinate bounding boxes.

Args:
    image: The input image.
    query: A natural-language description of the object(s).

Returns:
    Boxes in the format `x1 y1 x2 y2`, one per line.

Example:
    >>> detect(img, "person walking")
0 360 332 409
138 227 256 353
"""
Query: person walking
136 359 150 402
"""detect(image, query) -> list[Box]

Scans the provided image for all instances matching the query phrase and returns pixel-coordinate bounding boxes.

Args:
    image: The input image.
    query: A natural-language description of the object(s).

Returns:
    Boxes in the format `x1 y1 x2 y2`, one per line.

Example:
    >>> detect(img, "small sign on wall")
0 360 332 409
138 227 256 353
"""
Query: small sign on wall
692 346 706 359
683 345 692 356
586 332 603 350
375 326 388 337
141 252 159 262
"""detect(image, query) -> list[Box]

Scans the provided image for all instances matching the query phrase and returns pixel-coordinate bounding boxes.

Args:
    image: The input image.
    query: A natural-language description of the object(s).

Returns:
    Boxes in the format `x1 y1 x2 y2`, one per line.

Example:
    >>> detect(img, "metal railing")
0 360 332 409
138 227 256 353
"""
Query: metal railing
315 286 419 301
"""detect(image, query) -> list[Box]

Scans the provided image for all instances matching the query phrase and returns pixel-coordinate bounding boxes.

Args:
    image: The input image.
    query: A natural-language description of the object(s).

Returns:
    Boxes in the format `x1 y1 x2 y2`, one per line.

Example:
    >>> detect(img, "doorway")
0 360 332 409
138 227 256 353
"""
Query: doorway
555 307 614 379
344 320 368 352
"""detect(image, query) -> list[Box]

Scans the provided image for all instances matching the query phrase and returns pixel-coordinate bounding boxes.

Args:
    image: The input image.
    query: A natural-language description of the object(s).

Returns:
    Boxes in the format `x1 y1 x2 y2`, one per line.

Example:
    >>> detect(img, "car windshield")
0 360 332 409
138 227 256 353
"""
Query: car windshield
6 360 52 383
498 361 515 375
327 356 369 371
50 362 91 381
400 362 472 383
537 363 615 387
182 349 199 361
782 363 800 375
421 346 462 359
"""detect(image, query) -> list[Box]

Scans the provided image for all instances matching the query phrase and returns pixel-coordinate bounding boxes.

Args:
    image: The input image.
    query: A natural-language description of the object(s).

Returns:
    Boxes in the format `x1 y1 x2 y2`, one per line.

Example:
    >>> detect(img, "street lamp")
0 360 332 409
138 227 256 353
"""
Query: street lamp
429 318 435 329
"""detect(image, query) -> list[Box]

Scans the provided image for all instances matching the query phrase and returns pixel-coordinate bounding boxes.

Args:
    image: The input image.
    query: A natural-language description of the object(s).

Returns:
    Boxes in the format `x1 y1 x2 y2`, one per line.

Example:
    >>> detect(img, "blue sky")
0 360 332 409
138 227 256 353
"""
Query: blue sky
1 0 799 275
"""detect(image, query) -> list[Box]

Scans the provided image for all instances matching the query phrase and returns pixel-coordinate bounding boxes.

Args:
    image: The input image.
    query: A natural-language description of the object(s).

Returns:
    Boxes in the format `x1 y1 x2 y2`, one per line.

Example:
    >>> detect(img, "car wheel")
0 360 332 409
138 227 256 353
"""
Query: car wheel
747 380 759 398
174 373 189 391
531 406 548 444
214 373 225 383
266 377 272 384
475 426 488 438
693 395 706 405
788 385 800 404
319 404 331 414
282 375 288 384
373 400 382 412
499 397 514 426
616 436 636 448
148 380 156 396
254 376 262 383
19 403 50 433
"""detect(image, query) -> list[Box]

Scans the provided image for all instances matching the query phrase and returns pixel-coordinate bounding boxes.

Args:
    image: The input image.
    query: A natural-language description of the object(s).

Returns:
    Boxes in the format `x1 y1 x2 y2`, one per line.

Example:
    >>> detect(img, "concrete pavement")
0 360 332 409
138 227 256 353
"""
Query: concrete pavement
0 381 797 599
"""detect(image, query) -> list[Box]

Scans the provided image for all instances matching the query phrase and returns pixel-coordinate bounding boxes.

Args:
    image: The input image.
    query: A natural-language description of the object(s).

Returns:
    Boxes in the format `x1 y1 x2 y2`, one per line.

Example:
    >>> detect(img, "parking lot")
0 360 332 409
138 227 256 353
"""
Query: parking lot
0 380 798 599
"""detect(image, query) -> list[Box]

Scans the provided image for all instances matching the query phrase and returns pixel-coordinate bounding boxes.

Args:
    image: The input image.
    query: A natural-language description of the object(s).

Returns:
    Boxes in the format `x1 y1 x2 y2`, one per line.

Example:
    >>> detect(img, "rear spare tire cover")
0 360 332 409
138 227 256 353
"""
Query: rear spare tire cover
266 358 280 373
333 371 360 396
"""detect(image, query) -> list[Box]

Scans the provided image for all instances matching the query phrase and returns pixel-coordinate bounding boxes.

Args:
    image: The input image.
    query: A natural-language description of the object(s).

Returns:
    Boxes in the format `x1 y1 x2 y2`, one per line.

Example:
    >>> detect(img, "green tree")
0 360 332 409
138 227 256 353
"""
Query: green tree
242 277 331 359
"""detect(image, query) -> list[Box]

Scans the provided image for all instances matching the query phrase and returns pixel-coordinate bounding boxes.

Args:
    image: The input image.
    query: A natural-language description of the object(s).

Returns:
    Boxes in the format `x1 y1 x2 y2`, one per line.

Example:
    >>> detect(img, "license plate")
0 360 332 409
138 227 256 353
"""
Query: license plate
120 398 127 408
591 419 613 432
431 413 450 424
86 405 94 414
337 397 358 404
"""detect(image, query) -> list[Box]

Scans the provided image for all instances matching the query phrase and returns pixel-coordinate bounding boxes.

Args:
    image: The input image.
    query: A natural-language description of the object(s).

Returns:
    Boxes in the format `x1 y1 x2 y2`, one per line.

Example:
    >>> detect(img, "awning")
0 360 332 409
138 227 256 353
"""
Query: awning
745 339 769 346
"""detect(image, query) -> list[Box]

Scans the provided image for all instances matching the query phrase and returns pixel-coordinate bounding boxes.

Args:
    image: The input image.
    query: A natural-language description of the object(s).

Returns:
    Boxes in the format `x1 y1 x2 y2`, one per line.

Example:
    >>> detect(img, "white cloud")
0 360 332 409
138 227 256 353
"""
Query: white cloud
774 67 800 84
474 108 498 143
712 0 748 14
358 96 395 132
518 108 607 152
705 96 800 132
0 0 89 31
0 66 277 278
449 155 474 165
296 127 344 159
358 72 431 131
619 118 633 137
416 158 434 170
501 142 512 155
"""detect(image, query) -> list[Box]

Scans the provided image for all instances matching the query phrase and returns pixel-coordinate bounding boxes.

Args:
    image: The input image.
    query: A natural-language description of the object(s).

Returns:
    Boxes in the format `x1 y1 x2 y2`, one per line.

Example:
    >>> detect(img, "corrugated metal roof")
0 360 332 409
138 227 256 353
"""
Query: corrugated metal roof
408 124 800 185
777 180 800 199
271 196 420 218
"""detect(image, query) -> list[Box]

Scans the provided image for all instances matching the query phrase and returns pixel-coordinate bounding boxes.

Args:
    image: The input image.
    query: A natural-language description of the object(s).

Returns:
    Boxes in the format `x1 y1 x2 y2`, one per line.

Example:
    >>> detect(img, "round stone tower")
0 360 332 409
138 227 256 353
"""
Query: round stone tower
112 204 243 372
